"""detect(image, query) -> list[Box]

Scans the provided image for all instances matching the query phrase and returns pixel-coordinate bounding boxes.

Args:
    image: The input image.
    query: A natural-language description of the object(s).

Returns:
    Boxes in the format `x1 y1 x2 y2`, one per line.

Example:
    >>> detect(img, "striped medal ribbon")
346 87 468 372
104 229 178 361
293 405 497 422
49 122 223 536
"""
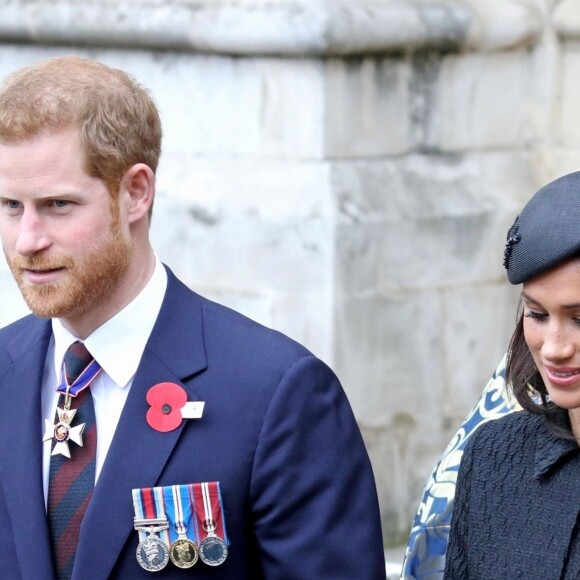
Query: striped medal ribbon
132 487 170 572
163 484 199 568
193 481 229 566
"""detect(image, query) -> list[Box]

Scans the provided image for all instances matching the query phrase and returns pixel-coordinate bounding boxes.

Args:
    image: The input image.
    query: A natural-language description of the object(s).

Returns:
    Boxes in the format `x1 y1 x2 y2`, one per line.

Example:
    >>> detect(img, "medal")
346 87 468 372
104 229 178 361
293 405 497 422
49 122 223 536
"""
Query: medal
43 353 102 458
193 482 229 566
134 523 170 572
132 481 229 571
199 527 229 566
42 404 85 458
170 537 199 569
132 488 171 572
163 484 199 569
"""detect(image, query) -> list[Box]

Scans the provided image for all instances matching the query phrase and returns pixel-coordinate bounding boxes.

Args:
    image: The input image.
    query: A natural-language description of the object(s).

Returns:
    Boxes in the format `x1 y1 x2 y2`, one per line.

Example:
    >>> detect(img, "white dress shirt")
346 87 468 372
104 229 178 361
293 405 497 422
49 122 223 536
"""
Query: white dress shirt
41 256 168 506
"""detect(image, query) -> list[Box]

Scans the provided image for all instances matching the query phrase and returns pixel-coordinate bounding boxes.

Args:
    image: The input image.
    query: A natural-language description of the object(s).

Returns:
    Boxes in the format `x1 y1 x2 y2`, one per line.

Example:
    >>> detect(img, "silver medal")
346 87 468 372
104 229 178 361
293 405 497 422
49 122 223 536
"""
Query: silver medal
134 517 170 572
199 534 228 566
136 535 170 572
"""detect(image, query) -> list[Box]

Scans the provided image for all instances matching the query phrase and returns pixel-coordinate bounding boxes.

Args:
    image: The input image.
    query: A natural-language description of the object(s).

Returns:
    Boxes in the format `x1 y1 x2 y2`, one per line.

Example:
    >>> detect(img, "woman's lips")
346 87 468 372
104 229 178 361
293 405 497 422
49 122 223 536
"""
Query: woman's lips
545 366 580 387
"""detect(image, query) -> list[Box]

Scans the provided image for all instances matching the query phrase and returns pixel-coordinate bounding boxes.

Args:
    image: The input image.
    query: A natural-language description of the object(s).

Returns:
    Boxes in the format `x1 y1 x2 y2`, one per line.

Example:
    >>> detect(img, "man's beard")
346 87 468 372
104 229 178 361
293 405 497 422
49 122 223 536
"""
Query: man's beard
6 218 131 320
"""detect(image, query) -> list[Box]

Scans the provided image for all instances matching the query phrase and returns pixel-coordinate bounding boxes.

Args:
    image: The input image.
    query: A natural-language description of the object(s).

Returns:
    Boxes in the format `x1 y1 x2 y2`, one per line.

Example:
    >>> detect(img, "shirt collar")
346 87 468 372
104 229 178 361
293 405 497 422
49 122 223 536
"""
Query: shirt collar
52 256 167 388
533 409 580 479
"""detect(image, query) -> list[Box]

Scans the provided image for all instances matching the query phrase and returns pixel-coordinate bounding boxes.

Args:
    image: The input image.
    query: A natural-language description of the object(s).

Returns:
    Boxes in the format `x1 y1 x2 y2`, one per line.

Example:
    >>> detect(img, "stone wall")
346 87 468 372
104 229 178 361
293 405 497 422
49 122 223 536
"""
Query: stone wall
0 0 576 545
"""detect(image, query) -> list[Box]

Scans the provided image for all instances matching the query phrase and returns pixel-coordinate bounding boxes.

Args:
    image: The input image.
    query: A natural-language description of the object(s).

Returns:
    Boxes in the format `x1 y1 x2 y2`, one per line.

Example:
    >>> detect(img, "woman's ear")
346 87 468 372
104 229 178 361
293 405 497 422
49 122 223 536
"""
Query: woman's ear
120 163 155 224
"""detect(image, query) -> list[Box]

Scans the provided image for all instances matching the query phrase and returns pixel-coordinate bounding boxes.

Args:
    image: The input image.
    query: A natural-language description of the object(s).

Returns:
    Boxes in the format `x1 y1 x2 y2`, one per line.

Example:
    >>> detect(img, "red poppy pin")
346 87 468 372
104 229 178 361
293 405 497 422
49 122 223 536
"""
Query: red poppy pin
146 382 205 433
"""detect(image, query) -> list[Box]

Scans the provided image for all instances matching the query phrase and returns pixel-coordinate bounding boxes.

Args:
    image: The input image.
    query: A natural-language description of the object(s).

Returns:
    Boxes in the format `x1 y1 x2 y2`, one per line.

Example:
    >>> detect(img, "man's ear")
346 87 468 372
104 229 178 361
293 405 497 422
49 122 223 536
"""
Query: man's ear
120 163 155 224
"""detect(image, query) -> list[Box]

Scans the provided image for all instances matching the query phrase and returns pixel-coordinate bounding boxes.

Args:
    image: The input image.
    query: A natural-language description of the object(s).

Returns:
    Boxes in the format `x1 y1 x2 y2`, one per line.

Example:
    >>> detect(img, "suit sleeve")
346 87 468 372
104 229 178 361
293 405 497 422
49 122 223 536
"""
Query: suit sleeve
249 355 386 580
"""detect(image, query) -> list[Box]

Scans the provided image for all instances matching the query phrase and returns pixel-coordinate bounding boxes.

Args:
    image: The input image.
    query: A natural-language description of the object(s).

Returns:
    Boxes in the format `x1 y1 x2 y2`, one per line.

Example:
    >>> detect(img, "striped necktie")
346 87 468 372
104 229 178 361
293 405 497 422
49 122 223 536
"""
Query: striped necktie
48 341 99 579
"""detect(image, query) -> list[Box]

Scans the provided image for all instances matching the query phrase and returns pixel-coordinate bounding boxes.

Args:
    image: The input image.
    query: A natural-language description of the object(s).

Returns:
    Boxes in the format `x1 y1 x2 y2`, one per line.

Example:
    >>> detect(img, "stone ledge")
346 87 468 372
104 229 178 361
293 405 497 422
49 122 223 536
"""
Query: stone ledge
553 0 580 40
0 0 542 56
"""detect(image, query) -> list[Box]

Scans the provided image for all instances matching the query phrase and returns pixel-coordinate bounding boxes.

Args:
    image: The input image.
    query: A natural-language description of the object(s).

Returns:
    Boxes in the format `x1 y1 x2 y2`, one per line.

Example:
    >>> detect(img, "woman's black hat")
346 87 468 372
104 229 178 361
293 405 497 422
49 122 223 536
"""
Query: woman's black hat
504 171 580 284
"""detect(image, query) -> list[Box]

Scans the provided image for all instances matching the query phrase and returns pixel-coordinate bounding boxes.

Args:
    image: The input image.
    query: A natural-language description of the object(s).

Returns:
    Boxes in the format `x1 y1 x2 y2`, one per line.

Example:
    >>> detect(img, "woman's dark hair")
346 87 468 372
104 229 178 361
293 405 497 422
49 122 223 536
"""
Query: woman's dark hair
507 299 572 438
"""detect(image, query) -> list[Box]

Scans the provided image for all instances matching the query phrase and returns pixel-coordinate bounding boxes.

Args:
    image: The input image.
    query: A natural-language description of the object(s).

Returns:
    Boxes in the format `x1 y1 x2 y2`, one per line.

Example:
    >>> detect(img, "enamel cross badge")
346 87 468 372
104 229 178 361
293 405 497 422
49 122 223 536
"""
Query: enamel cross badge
43 405 86 458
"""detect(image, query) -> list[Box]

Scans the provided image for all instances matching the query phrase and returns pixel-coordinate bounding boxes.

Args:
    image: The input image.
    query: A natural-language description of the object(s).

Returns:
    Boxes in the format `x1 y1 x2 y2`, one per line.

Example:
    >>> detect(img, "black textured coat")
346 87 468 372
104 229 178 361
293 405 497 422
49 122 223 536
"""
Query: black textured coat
444 410 580 579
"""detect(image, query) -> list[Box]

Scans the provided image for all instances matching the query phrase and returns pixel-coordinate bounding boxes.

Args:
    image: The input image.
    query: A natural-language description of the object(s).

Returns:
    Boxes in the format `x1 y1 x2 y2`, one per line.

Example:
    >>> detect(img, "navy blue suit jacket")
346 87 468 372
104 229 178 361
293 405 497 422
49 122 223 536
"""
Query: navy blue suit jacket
0 268 385 579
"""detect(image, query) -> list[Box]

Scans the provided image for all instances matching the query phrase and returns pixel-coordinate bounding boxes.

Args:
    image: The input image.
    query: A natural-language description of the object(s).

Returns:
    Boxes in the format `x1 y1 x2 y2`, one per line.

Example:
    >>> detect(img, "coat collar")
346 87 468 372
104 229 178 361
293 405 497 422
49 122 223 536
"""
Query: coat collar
533 409 579 480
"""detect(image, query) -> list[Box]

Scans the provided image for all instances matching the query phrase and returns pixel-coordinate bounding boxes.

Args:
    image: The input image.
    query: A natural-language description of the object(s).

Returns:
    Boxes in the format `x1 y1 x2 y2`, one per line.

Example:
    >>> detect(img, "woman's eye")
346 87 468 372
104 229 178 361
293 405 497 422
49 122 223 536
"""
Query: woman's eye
524 311 547 321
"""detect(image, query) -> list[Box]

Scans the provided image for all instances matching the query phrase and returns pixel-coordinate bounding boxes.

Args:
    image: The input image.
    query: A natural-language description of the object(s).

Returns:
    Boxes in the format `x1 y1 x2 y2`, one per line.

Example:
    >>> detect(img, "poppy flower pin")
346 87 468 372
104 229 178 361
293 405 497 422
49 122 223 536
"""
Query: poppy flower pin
146 382 205 433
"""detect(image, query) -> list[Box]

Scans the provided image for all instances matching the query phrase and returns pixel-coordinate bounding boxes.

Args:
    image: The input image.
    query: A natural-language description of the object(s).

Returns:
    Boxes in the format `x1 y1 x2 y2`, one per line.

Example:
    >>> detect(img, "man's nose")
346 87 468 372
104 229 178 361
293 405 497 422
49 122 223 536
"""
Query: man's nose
14 210 51 256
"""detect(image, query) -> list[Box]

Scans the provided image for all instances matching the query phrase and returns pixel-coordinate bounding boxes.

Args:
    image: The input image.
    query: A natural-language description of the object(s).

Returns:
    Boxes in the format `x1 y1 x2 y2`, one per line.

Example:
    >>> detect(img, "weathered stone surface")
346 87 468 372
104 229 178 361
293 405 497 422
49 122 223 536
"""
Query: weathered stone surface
335 290 445 542
465 0 542 51
333 152 537 294
553 0 580 39
442 283 520 422
334 291 445 425
325 57 411 157
2 47 326 159
151 158 335 357
111 52 325 160
537 147 580 182
0 0 542 55
334 282 519 543
324 47 540 158
559 41 580 146
154 159 333 287
434 50 535 151
149 55 326 159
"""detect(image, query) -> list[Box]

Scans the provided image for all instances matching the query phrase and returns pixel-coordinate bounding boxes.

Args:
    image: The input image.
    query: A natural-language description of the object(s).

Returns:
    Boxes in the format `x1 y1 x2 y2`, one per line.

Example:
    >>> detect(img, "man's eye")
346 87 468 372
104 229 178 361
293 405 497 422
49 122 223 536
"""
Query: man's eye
52 200 70 208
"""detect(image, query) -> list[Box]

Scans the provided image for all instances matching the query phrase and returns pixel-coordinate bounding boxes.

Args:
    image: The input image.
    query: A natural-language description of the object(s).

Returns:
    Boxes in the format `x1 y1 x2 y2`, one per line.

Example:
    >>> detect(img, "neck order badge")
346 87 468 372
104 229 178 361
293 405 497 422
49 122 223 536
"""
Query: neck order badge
43 342 102 458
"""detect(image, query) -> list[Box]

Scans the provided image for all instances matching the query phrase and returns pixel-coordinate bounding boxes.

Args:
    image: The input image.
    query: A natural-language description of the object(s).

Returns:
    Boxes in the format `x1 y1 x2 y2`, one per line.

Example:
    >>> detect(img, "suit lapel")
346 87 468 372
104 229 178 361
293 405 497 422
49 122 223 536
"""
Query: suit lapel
72 271 208 578
0 318 54 579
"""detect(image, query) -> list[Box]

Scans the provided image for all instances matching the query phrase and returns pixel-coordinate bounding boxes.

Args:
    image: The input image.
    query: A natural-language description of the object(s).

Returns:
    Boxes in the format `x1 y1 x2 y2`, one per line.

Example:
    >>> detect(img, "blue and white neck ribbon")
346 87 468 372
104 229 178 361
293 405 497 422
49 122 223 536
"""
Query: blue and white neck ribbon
57 359 102 397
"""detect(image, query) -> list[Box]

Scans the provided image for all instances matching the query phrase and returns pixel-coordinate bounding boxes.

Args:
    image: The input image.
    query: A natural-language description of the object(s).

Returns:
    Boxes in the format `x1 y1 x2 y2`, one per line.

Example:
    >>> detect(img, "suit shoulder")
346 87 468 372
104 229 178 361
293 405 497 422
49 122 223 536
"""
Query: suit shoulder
164 269 326 381
199 294 313 360
0 314 47 368
0 313 41 341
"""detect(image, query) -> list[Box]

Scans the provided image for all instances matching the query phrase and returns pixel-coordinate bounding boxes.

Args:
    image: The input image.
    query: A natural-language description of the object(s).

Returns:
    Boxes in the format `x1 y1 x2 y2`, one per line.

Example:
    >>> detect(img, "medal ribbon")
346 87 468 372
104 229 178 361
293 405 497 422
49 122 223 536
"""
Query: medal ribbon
132 486 171 546
192 482 229 544
57 359 102 397
162 484 198 545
